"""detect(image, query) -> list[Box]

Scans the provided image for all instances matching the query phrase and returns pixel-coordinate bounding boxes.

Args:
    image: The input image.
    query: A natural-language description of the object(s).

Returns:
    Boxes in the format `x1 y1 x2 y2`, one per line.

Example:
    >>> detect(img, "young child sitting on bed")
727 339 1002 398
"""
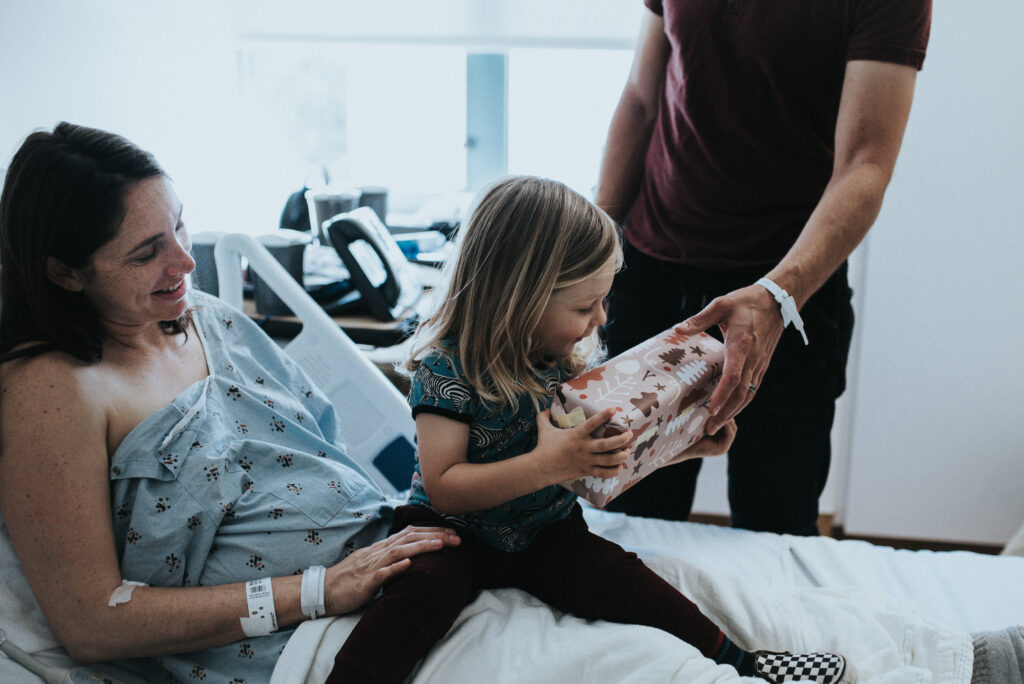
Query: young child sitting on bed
330 176 857 684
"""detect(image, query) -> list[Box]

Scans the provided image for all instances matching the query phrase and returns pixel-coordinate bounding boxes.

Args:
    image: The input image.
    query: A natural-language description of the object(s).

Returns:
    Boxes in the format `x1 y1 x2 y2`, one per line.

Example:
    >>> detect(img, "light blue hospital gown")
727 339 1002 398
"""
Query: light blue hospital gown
109 291 392 683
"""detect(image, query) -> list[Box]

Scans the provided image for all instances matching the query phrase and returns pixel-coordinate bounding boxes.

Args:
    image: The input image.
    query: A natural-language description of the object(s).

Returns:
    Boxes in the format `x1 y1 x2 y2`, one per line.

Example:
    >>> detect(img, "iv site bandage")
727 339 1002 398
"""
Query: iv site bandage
300 565 327 620
756 277 809 346
240 578 278 637
108 580 147 606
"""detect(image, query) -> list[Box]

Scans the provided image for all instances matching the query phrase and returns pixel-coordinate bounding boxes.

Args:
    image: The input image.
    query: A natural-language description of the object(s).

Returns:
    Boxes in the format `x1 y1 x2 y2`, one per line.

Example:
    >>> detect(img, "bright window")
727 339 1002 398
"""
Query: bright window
508 48 634 197
241 42 467 197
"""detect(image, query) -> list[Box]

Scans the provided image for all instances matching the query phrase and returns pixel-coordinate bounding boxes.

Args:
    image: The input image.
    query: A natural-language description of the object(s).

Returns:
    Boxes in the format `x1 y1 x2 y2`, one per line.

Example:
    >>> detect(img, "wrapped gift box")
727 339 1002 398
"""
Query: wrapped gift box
551 328 724 508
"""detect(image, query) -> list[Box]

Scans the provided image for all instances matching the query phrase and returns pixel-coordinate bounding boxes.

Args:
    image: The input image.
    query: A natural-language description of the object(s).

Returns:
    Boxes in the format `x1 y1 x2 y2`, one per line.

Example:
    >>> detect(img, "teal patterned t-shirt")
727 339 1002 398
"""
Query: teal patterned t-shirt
407 345 576 551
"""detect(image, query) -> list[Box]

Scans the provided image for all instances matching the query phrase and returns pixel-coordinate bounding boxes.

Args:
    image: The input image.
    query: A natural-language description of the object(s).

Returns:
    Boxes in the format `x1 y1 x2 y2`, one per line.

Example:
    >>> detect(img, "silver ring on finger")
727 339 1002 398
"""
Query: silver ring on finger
747 382 757 393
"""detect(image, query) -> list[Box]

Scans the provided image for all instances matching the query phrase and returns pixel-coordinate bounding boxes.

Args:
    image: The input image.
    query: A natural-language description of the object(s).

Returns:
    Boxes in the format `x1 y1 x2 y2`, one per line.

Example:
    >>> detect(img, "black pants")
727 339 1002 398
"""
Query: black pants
331 504 724 683
603 240 854 536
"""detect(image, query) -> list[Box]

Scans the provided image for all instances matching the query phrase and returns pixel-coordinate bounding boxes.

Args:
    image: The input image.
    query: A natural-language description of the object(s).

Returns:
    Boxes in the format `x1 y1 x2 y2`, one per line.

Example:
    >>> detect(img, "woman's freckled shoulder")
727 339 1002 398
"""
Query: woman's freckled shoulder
0 349 101 413
0 351 109 466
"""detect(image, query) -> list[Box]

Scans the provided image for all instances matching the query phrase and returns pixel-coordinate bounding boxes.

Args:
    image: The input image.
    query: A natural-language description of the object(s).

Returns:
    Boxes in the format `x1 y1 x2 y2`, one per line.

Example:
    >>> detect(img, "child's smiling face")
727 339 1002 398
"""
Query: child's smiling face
533 258 616 361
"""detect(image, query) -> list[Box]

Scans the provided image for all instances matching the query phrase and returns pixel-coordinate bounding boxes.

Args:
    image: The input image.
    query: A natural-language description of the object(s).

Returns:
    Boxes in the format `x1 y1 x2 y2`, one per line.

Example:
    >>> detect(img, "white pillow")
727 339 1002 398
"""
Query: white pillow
0 514 74 681
0 516 166 684
0 515 64 653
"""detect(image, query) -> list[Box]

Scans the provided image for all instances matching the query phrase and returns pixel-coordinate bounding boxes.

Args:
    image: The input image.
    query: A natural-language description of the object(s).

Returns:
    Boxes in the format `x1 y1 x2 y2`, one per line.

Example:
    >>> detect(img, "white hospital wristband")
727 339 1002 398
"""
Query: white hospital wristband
240 578 278 637
756 277 809 346
300 565 327 620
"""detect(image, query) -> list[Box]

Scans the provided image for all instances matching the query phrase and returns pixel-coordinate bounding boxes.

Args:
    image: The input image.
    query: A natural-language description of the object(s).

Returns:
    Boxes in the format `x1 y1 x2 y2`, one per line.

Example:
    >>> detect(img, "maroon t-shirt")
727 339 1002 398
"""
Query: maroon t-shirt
628 0 931 268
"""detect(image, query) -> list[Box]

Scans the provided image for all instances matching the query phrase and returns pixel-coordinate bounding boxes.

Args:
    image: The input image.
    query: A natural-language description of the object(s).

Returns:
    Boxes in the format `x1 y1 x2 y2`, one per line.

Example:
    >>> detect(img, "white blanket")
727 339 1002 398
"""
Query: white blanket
273 510 983 684
7 508 1010 683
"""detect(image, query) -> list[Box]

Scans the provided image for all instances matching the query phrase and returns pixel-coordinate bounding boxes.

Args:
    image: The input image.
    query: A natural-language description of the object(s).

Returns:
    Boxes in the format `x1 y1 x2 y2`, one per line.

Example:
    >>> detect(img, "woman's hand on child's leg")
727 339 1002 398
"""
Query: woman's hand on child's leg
324 526 461 615
535 408 632 482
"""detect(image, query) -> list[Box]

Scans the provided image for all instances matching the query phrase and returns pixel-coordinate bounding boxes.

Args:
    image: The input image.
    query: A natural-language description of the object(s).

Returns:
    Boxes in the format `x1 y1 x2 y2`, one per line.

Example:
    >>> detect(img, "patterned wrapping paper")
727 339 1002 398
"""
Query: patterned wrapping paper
551 328 724 508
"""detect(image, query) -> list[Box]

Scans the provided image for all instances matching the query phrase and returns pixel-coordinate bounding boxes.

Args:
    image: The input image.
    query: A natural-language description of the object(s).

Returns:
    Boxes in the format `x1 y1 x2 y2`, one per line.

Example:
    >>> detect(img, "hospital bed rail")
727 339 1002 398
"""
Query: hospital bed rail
213 233 417 496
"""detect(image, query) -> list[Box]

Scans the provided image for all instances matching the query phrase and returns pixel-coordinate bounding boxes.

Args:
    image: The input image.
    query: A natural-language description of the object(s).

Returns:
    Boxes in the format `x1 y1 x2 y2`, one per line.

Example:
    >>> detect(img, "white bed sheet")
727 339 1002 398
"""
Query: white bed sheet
270 508 1024 684
587 508 1024 634
7 506 1017 684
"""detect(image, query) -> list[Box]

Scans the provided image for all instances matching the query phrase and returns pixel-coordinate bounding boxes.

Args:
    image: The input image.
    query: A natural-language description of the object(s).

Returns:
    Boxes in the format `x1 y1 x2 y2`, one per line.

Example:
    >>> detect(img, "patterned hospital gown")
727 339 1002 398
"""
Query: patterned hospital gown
109 291 392 683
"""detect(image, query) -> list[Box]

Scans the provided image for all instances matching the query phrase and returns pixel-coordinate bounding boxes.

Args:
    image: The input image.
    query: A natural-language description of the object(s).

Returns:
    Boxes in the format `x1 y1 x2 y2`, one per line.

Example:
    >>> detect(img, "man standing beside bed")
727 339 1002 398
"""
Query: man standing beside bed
596 0 932 535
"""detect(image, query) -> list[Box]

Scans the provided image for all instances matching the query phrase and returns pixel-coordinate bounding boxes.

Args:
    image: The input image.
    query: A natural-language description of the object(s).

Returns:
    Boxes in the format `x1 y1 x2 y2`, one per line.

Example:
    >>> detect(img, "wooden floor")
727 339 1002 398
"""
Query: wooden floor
687 513 1004 555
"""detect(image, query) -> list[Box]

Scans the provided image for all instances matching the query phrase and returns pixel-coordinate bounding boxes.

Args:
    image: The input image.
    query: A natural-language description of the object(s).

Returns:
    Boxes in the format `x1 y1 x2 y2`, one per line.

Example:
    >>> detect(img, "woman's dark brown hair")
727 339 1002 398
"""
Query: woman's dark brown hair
0 122 187 362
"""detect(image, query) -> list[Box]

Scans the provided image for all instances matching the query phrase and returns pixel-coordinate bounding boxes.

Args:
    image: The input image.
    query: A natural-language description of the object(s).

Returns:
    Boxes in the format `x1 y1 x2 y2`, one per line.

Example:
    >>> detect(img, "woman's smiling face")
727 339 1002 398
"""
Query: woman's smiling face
68 175 195 331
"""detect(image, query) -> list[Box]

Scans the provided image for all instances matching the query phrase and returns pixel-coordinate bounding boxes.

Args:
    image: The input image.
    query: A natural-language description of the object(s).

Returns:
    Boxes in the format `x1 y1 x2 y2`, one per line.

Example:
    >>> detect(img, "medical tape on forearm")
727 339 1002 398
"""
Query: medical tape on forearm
108 579 148 606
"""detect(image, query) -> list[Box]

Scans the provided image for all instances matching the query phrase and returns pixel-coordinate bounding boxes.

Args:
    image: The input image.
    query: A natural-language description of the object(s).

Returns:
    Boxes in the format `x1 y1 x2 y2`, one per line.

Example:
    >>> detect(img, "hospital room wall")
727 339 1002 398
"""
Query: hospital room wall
839 1 1024 546
0 0 641 237
691 1 1024 547
0 1 305 237
1 3 1021 546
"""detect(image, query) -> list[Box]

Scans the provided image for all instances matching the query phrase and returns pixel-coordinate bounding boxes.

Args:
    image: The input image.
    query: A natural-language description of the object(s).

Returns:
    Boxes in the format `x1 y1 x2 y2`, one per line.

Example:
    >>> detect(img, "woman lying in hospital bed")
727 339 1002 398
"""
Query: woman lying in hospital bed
0 123 464 683
0 122 1022 684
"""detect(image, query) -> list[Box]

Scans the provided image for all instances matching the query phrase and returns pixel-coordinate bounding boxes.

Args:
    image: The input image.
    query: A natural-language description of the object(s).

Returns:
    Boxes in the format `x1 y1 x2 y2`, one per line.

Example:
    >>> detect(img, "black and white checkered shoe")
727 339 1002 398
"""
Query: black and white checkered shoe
752 650 857 683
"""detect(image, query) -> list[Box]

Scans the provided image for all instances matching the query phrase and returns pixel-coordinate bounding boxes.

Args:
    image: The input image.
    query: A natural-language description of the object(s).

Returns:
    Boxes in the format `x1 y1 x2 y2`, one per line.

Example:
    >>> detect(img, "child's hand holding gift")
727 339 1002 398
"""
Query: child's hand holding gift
551 327 728 507
535 407 633 483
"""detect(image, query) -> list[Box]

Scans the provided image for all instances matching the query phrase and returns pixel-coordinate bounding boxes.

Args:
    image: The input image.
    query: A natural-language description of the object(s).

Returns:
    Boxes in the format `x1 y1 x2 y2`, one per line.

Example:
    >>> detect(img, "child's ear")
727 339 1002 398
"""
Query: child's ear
45 256 86 292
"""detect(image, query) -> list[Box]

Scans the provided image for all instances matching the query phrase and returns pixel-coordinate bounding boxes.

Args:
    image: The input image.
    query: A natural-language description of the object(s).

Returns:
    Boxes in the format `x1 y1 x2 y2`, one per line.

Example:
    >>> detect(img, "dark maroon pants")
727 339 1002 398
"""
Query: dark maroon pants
330 504 723 683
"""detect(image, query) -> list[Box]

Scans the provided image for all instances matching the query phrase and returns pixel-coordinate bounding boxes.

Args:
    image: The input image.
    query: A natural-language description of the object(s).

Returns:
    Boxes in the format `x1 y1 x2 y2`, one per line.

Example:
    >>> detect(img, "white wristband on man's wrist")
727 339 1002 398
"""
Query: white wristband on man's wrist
756 277 809 345
240 578 278 637
300 565 327 620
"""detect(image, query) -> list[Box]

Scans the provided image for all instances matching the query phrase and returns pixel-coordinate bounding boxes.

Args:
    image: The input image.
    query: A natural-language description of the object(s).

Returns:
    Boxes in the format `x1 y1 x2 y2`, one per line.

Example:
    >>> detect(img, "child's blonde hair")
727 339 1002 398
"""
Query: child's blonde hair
405 175 622 409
